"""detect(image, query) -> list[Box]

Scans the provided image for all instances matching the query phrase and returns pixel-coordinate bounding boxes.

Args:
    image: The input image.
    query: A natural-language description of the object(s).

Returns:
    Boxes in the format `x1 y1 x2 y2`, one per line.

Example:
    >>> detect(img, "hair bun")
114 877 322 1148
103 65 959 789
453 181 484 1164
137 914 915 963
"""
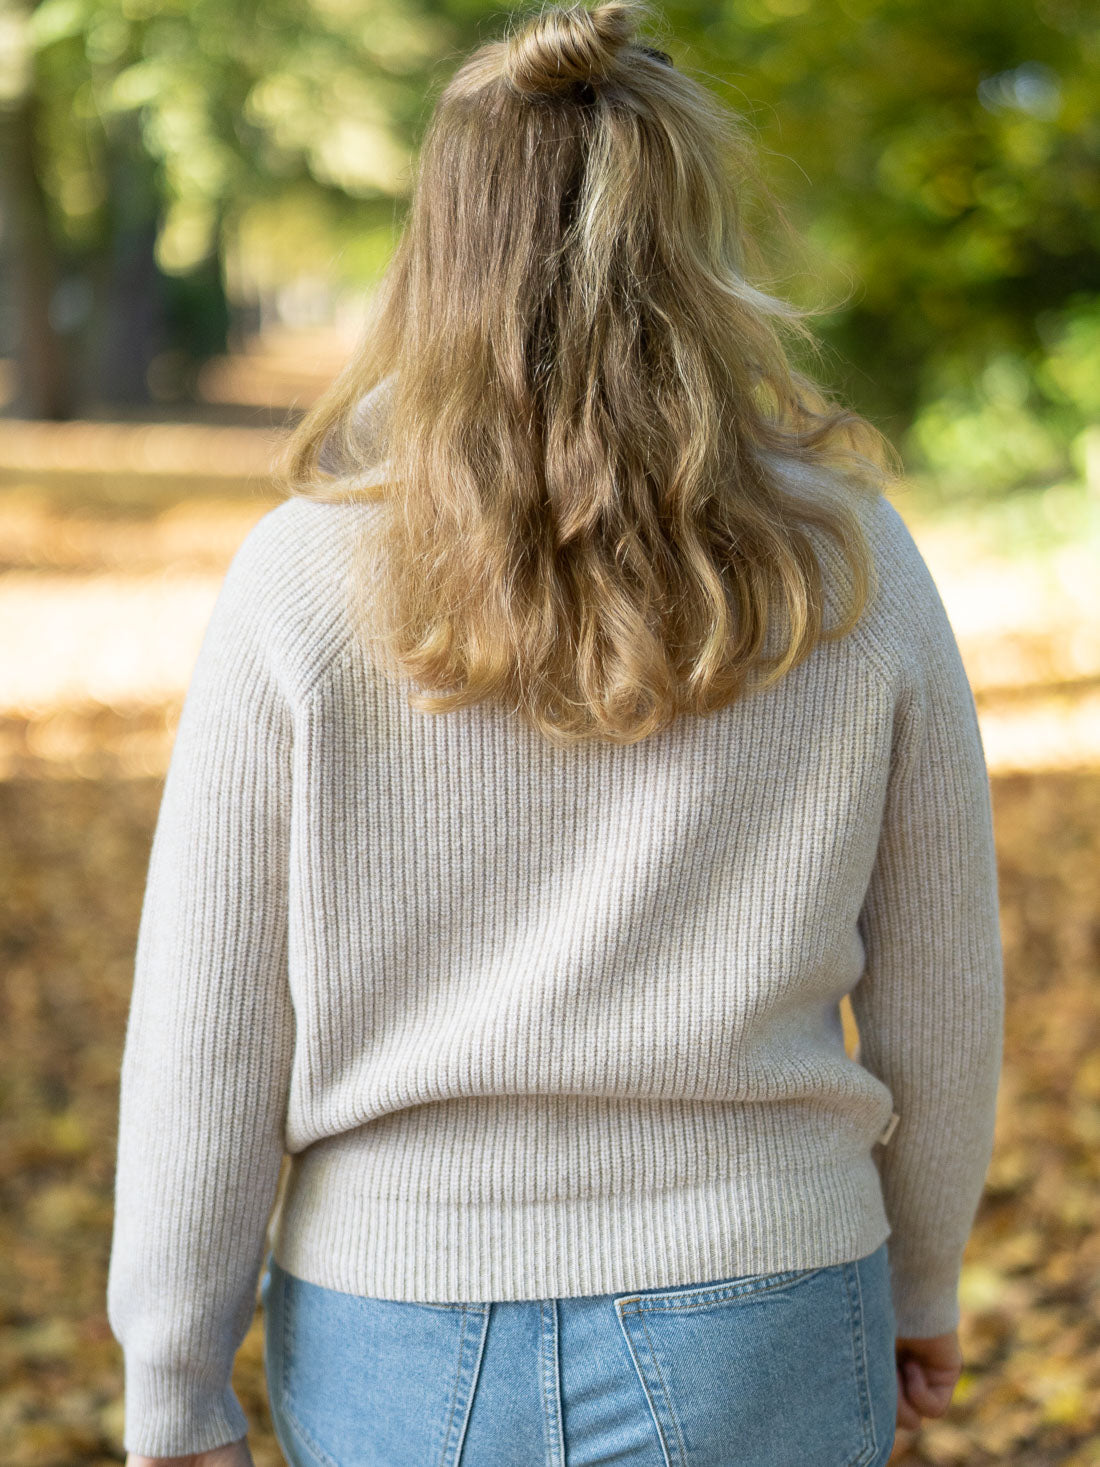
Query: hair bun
503 1 640 98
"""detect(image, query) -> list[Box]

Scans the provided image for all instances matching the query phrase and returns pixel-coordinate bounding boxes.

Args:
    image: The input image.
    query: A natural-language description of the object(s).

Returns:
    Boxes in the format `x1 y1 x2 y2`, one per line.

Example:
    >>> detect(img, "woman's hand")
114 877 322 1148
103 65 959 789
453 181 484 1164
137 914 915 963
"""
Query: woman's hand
895 1330 964 1430
125 1436 253 1467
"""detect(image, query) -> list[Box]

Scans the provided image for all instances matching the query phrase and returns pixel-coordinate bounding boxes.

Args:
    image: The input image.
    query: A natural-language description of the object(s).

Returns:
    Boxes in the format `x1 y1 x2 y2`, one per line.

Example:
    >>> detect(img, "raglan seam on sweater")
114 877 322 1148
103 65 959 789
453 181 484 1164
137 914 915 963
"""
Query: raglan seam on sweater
839 493 940 791
853 636 926 795
295 629 370 711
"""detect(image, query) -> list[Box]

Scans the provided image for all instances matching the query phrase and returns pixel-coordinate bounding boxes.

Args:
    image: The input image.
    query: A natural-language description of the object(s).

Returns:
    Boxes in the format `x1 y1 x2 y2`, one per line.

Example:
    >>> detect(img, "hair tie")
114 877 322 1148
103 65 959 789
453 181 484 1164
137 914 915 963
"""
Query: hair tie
637 44 673 67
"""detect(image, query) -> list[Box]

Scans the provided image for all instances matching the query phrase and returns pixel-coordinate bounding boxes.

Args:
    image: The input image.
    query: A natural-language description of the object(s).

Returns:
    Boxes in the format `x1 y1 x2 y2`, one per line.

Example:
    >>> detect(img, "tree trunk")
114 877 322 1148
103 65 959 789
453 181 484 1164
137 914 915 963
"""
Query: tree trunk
0 86 75 420
88 112 167 410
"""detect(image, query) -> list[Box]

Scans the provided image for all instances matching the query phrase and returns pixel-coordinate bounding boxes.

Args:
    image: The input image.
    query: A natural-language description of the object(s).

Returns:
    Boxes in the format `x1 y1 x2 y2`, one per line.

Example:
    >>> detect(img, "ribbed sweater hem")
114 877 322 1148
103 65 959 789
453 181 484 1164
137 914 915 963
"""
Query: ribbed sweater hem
269 1146 892 1303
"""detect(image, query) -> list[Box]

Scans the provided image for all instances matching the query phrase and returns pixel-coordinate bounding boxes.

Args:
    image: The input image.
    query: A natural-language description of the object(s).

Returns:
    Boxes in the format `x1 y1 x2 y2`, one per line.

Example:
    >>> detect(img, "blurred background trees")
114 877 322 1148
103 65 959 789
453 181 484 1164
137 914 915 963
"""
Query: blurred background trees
1 0 1097 498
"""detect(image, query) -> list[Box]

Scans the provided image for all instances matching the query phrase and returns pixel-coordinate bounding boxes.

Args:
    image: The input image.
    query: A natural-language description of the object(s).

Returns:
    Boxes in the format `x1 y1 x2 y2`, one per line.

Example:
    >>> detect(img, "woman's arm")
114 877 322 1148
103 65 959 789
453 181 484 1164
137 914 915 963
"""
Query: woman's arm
107 521 296 1457
851 525 1006 1341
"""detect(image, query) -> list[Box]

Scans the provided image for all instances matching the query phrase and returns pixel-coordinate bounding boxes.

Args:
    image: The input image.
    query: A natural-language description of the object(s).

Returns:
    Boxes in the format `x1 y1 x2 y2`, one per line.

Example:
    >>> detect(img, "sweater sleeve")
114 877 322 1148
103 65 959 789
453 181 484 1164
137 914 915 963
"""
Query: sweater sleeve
106 520 296 1456
849 510 1005 1339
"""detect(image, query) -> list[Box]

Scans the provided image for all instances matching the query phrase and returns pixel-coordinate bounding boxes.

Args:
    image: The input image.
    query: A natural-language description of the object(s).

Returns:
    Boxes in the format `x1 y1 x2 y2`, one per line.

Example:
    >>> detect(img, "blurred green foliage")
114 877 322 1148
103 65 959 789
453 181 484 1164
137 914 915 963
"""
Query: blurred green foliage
1 0 1097 492
665 0 1100 495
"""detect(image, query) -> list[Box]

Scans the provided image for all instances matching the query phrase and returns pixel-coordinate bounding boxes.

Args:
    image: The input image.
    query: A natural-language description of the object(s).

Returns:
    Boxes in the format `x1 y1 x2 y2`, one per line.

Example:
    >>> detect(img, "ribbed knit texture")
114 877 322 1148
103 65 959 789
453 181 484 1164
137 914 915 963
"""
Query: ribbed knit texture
106 470 1004 1456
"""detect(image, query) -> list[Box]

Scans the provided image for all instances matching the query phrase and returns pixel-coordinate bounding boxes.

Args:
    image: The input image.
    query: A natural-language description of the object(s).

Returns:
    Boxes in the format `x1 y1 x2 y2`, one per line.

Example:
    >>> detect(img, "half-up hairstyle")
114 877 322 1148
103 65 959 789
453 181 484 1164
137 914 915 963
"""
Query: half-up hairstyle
275 0 900 747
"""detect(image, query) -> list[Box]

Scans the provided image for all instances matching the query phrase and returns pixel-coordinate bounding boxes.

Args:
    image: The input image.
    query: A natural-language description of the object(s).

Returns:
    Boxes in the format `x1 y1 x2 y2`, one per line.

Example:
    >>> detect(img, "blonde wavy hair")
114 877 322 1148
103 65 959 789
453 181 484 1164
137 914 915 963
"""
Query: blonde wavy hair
275 0 900 746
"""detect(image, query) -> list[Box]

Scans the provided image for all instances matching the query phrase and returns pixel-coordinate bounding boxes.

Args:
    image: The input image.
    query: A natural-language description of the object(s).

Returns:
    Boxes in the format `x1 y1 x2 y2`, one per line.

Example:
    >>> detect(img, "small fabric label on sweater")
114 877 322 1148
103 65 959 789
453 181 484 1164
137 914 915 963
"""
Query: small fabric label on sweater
877 1111 900 1146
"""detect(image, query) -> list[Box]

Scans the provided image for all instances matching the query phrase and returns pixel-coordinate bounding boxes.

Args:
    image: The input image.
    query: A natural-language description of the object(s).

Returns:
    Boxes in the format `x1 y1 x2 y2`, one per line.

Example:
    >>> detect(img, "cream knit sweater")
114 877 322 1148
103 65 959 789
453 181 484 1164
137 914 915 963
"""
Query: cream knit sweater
106 469 1004 1456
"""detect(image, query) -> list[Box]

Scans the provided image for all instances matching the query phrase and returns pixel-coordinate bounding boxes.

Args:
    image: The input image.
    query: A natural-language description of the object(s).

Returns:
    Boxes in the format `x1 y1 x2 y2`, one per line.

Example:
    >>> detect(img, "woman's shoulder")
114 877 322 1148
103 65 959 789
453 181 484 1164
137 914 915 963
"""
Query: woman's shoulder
235 492 378 560
760 450 956 689
229 492 389 586
218 493 381 699
845 486 962 699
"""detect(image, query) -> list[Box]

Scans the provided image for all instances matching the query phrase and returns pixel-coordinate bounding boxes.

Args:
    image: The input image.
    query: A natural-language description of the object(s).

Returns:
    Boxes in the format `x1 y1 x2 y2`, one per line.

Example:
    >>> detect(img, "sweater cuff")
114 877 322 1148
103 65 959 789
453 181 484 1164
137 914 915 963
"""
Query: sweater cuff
121 1364 249 1458
888 1258 963 1339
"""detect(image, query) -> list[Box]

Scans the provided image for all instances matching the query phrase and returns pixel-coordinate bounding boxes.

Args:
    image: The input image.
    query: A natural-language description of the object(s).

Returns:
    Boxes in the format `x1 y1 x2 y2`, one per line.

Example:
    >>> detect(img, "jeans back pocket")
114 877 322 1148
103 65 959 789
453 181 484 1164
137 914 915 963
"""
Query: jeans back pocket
614 1260 882 1467
263 1254 489 1467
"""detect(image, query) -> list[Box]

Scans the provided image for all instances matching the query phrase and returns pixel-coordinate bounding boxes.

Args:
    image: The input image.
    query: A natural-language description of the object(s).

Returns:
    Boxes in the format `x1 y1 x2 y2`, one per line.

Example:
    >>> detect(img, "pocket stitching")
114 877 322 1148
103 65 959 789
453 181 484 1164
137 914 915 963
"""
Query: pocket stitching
614 1306 677 1467
617 1265 826 1316
843 1259 879 1467
434 1304 474 1467
636 1310 689 1467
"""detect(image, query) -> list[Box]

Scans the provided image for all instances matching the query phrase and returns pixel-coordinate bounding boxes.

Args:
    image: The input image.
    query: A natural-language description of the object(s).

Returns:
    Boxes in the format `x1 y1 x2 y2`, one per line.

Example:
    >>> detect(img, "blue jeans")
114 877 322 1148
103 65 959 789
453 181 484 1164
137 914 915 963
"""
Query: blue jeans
259 1240 898 1466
